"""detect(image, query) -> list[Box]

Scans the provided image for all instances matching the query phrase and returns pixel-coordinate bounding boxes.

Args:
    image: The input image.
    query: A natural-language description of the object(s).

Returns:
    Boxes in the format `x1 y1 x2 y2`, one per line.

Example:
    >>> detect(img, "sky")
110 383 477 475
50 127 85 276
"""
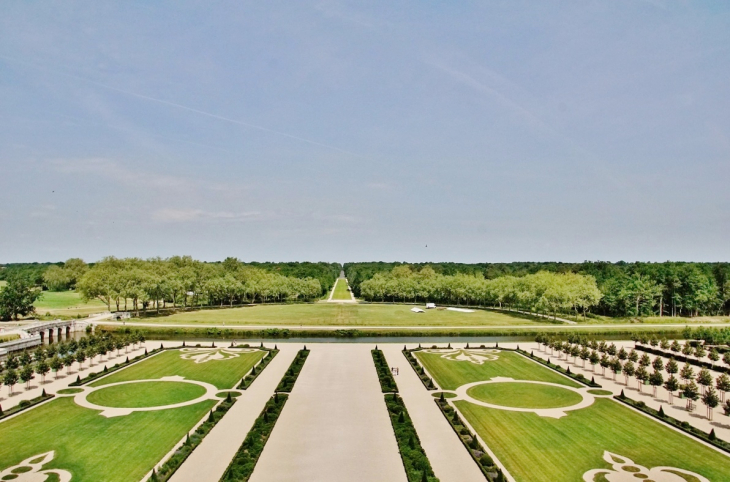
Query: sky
1 1 729 264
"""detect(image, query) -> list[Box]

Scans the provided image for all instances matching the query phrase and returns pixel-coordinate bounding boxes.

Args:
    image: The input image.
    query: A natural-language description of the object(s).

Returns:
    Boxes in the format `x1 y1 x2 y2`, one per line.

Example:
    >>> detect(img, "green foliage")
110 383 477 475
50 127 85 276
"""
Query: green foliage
0 275 42 321
372 349 398 393
345 261 730 318
275 349 309 393
221 394 288 481
384 394 438 482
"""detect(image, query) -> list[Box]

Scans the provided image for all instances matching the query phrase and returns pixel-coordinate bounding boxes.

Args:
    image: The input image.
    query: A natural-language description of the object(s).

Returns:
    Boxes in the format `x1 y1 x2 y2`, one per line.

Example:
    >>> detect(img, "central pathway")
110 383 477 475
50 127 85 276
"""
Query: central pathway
249 344 407 482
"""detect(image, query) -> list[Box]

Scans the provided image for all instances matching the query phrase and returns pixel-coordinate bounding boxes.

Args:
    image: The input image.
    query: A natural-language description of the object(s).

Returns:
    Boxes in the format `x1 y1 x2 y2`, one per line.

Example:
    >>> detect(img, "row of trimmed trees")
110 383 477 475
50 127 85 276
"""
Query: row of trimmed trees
76 256 324 315
535 335 730 420
1 333 144 394
359 267 602 319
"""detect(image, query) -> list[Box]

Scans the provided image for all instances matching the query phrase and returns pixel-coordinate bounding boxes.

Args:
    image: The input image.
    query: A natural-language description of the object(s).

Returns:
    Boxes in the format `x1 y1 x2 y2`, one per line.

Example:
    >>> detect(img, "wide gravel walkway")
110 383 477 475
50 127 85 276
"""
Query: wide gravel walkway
249 344 407 482
169 344 299 482
382 345 484 482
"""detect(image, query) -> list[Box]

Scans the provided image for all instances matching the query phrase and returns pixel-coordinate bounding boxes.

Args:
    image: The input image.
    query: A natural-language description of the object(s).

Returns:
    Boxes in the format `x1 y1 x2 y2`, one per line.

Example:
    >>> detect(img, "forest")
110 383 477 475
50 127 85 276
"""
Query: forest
0 258 341 315
345 262 730 318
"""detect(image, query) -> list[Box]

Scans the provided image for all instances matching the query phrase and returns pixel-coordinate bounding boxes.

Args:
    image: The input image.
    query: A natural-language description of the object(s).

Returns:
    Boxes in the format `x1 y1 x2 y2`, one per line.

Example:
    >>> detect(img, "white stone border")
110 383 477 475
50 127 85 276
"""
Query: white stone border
453 378 599 419
72 376 218 418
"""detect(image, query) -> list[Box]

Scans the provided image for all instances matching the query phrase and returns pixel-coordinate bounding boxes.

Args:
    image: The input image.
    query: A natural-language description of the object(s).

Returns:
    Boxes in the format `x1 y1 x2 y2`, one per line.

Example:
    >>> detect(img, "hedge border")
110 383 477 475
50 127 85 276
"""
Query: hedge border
236 345 278 389
275 348 310 393
156 395 237 481
614 393 730 455
435 399 504 482
403 347 436 390
372 348 398 393
634 344 730 375
0 393 54 421
221 348 311 481
384 393 438 482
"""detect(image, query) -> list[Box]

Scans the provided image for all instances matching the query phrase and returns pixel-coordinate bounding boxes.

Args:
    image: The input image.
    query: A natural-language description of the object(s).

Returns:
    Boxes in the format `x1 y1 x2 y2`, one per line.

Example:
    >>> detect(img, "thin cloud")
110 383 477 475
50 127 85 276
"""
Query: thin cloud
152 208 264 223
50 158 190 190
0 54 373 161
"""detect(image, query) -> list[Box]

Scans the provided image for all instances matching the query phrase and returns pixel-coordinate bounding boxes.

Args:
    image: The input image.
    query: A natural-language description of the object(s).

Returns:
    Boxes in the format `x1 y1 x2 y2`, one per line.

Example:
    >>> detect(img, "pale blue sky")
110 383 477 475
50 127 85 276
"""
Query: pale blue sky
1 1 729 263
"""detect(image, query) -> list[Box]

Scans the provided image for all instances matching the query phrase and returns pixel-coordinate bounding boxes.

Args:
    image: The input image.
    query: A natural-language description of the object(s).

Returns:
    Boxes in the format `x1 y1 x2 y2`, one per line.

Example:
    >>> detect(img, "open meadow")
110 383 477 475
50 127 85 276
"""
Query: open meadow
416 348 730 482
146 303 539 327
33 290 107 316
0 347 265 482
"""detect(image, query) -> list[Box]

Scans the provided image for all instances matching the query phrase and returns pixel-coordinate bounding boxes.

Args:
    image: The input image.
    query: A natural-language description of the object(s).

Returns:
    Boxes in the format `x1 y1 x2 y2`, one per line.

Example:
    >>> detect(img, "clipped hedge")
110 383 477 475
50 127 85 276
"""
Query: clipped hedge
634 344 730 375
221 348 311 481
155 396 237 481
238 347 279 389
615 393 730 455
384 394 438 482
436 399 505 481
403 348 436 390
0 392 54 421
372 348 398 393
219 394 289 482
275 348 310 393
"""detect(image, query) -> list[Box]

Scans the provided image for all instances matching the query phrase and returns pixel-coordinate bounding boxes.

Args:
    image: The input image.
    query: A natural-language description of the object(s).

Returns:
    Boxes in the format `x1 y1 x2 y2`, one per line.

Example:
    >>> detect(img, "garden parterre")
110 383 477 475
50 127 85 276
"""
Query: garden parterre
415 347 730 482
0 347 265 482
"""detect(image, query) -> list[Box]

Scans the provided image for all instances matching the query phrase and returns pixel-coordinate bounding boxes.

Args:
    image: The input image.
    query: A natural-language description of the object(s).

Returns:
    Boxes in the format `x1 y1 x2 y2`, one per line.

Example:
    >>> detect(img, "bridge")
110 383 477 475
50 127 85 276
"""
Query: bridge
0 319 93 357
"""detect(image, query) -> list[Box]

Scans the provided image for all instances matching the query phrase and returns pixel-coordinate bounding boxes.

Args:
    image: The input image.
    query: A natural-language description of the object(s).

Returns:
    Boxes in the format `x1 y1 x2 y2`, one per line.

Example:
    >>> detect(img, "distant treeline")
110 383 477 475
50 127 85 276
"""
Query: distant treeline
1 258 341 313
345 262 730 318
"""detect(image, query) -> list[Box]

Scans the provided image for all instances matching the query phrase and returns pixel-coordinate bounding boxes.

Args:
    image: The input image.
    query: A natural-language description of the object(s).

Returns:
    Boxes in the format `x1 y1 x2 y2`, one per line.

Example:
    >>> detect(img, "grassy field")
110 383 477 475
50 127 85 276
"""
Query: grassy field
86 381 207 408
151 303 538 327
34 290 107 316
422 349 730 481
466 383 583 409
416 350 580 390
331 278 352 300
0 348 264 481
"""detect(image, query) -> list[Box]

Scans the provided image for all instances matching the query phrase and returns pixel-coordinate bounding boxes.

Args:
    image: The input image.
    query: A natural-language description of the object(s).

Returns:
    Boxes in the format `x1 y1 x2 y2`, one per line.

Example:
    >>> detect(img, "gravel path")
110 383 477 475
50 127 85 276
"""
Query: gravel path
249 344 407 482
168 345 299 482
381 345 484 482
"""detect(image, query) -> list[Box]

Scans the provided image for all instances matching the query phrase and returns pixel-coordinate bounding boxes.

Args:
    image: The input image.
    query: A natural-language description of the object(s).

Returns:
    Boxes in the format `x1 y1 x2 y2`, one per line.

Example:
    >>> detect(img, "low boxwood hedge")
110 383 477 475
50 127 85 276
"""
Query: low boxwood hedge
372 348 398 393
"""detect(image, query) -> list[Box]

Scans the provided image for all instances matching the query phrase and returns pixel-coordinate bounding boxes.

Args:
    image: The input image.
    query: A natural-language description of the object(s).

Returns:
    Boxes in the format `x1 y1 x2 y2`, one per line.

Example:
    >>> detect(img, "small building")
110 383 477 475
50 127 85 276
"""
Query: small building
426 303 436 309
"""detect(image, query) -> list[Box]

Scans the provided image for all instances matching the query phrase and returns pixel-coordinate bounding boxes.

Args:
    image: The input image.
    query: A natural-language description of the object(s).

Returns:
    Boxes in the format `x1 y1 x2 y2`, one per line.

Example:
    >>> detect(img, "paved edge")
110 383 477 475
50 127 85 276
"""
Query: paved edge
381 345 485 482
168 345 299 482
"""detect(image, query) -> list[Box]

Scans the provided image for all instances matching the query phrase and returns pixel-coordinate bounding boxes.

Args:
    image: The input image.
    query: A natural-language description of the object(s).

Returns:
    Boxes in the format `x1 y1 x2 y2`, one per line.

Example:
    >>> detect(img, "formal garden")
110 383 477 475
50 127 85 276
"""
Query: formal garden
412 347 730 482
0 345 268 481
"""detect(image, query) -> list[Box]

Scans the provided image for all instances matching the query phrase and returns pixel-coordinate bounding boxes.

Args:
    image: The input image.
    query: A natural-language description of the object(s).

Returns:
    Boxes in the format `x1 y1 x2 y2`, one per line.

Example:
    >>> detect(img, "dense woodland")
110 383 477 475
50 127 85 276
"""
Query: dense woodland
0 258 340 316
345 262 730 318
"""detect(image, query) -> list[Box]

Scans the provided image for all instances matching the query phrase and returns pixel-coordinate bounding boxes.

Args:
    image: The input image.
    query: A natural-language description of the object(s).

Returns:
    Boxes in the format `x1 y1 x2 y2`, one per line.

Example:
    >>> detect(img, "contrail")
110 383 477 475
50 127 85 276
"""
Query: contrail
0 54 369 160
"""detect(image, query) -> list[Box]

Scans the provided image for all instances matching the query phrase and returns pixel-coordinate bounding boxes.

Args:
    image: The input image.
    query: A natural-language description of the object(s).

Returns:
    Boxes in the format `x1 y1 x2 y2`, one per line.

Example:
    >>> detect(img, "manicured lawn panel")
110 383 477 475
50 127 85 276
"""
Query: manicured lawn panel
87 381 207 408
0 397 216 482
466 383 582 409
0 347 265 480
416 350 580 390
456 398 730 482
90 349 265 389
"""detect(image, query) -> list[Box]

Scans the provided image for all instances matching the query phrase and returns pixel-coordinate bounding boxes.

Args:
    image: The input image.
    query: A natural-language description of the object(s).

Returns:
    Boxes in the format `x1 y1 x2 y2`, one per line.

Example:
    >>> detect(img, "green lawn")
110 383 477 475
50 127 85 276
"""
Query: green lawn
0 348 264 481
331 278 353 300
90 349 265 390
416 350 579 390
422 349 730 481
466 382 583 409
153 303 536 327
34 290 107 316
87 381 207 408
